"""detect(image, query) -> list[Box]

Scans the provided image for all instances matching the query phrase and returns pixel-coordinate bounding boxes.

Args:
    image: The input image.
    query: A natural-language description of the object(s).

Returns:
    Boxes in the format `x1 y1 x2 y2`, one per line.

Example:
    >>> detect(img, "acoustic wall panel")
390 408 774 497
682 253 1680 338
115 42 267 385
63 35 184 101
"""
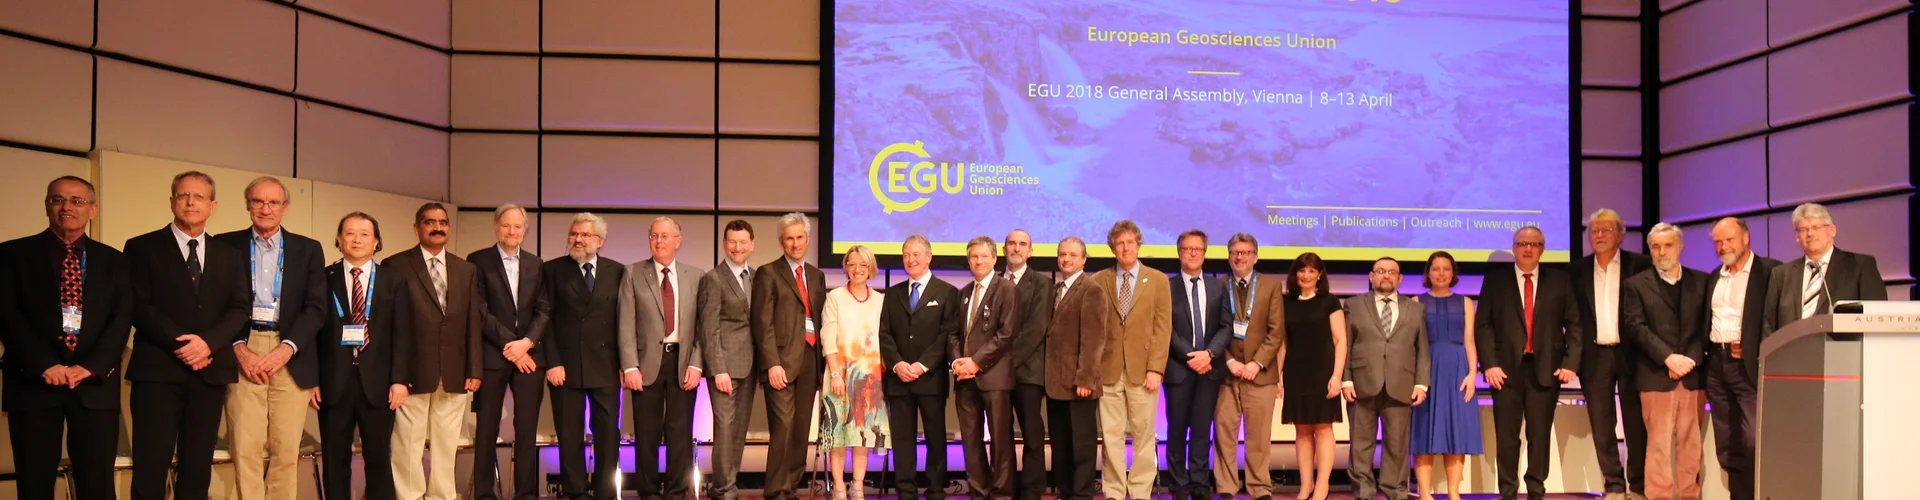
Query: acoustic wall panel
1658 58 1766 153
541 0 716 56
450 133 538 207
1765 13 1911 128
1768 0 1912 46
1659 0 1696 11
0 36 91 152
295 0 452 49
541 58 716 133
540 136 716 209
1581 160 1644 228
95 59 296 175
1657 137 1767 223
297 14 451 127
717 139 820 211
92 151 316 246
97 0 296 91
538 212 719 271
295 102 450 201
0 0 93 47
1581 90 1642 156
1581 0 1641 16
718 0 822 61
451 0 539 52
1764 196 1912 281
718 64 820 135
0 146 90 240
1768 104 1912 206
453 210 503 262
1581 20 1640 87
1657 0 1767 81
451 54 539 129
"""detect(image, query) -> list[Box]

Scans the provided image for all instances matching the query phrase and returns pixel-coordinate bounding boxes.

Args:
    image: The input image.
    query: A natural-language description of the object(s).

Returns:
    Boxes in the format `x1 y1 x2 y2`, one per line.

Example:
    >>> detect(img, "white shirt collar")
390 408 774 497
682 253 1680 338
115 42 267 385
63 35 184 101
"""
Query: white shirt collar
786 257 807 275
497 244 520 261
1181 270 1205 283
348 259 375 276
1007 264 1028 283
1515 263 1540 280
1119 261 1142 279
1721 252 1754 277
654 259 675 275
421 246 446 263
973 273 994 292
1808 248 1834 267
251 226 282 249
577 255 600 271
726 259 751 277
170 223 204 244
1063 270 1084 288
1374 291 1399 303
1659 267 1682 285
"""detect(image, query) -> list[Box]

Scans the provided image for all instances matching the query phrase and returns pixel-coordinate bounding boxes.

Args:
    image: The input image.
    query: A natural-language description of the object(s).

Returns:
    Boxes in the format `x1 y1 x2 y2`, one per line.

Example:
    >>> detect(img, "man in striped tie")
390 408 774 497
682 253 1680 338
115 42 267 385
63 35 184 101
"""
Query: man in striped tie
1090 220 1172 500
1762 203 1887 339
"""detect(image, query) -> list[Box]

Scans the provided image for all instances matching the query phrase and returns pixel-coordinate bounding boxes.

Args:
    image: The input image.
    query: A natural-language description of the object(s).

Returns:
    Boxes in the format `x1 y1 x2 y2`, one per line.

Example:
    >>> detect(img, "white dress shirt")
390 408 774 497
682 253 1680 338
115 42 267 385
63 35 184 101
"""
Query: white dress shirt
170 223 208 264
1800 248 1834 319
498 244 521 301
1710 252 1753 344
654 259 683 343
1592 254 1623 345
1006 264 1028 285
1515 263 1540 303
343 259 375 293
1059 270 1084 300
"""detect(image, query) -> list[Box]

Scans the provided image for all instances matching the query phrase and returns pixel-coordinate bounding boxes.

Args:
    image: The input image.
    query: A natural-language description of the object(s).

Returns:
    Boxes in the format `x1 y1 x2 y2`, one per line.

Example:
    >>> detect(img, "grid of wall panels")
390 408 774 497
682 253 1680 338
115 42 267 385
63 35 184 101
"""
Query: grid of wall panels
1580 1 1651 252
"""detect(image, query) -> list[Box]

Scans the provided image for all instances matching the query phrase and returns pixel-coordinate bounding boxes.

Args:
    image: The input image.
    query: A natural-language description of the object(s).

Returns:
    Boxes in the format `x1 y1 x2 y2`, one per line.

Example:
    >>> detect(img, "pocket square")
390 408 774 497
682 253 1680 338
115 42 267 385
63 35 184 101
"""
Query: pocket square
927 301 940 306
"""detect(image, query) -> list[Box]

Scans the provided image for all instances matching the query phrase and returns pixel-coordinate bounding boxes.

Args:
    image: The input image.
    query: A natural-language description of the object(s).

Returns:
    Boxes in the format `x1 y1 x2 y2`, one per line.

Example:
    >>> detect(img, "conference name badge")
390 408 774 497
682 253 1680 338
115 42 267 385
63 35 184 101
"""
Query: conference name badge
804 318 816 334
61 306 82 334
1233 320 1249 340
252 304 278 324
341 325 367 346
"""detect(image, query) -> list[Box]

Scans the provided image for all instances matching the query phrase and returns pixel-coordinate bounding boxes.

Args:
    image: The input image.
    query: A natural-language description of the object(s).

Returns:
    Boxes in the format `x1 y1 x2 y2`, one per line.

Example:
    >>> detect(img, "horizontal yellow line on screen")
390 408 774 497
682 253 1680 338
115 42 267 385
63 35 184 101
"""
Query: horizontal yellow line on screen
833 241 1570 263
1265 205 1544 214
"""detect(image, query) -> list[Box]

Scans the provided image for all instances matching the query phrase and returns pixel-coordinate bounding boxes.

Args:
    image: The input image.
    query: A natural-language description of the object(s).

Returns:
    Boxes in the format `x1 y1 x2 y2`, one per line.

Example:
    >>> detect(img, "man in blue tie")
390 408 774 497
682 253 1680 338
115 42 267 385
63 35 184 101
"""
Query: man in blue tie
878 235 963 499
1165 230 1231 500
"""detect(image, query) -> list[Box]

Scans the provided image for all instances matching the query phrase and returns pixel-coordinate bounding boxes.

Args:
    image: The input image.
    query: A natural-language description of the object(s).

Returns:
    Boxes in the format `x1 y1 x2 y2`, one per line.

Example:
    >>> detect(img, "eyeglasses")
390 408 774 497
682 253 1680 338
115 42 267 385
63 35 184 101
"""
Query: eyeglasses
46 196 93 208
1513 242 1546 249
171 192 210 203
1372 269 1400 276
649 232 680 241
569 231 602 239
1228 249 1257 257
1794 224 1832 235
1589 227 1621 236
1177 246 1207 255
246 199 286 209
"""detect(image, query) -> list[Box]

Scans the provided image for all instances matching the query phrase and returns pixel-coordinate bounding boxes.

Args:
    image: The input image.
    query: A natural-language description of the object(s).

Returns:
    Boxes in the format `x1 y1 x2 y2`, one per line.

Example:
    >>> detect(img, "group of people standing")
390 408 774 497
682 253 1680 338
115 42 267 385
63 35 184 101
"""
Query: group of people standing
0 168 1886 500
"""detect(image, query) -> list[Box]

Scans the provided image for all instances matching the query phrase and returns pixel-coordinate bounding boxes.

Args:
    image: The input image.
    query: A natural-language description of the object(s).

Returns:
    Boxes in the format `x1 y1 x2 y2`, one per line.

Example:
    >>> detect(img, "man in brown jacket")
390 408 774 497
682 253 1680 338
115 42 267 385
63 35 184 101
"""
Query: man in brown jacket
1091 220 1172 500
1211 233 1286 500
381 202 484 500
1045 236 1107 500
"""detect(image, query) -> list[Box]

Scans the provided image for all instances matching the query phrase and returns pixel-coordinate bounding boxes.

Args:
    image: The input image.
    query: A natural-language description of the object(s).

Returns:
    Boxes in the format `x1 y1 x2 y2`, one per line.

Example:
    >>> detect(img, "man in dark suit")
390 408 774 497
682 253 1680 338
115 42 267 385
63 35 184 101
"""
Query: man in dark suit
467 204 548 500
954 236 1021 500
701 220 760 500
752 212 828 500
1570 209 1653 500
1043 236 1106 500
1341 257 1431 500
878 234 961 500
620 216 706 500
315 212 414 500
1164 230 1229 500
0 176 133 500
1763 202 1888 337
214 176 329 500
1704 217 1780 500
383 202 486 500
999 229 1053 500
125 171 251 500
1475 226 1582 500
1622 224 1710 500
546 213 626 499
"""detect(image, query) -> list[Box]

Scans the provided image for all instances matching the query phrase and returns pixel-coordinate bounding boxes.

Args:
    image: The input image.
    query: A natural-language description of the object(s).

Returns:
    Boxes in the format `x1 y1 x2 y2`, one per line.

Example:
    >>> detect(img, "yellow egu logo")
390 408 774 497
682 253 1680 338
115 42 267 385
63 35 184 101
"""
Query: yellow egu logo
868 141 965 214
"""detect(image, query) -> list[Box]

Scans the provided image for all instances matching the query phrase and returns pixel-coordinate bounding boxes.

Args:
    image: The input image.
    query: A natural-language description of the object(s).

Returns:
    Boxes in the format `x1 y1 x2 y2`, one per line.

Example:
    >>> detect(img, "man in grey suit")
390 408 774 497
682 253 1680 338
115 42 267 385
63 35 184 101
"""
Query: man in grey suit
1340 257 1430 500
1762 202 1887 338
699 220 759 500
619 216 707 500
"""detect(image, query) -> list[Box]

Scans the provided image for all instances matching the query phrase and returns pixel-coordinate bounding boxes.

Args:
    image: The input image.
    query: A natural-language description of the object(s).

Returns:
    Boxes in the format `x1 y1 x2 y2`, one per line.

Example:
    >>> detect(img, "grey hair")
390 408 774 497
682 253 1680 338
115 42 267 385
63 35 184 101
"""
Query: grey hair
1648 222 1682 241
903 234 931 252
778 212 811 234
1588 208 1623 231
650 216 681 235
1791 203 1834 227
843 245 876 271
244 176 290 205
570 212 608 238
492 204 526 222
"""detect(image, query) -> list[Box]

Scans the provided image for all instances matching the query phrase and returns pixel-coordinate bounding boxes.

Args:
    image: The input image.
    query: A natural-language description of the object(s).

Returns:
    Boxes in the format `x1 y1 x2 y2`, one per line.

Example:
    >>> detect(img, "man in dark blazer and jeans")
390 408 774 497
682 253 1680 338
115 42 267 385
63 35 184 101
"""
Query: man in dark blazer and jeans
879 234 961 500
1164 230 1229 500
1476 226 1583 500
1571 209 1653 500
467 204 549 500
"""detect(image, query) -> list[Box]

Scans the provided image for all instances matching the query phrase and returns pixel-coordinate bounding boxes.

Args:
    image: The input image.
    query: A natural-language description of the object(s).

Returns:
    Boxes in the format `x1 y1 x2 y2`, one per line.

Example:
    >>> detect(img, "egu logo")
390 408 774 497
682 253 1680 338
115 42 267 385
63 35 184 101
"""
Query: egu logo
868 141 965 214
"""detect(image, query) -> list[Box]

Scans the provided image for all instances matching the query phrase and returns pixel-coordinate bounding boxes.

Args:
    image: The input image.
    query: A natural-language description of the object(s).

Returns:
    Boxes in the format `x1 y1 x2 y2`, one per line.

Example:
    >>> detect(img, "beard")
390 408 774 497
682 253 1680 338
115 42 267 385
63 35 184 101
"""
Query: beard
1656 259 1681 272
570 247 594 262
1718 249 1741 266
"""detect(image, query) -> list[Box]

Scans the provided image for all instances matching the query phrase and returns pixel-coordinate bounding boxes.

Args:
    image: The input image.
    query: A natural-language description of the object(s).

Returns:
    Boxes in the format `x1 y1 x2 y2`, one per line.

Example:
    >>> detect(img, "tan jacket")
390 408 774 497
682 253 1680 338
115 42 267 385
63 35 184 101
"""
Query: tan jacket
1222 273 1286 385
1093 264 1171 386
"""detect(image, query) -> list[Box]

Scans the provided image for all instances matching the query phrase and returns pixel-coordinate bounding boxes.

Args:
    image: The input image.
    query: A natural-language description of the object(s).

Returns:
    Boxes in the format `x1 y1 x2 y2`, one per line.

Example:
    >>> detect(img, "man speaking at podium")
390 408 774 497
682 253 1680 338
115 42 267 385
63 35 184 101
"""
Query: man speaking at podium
1761 203 1886 337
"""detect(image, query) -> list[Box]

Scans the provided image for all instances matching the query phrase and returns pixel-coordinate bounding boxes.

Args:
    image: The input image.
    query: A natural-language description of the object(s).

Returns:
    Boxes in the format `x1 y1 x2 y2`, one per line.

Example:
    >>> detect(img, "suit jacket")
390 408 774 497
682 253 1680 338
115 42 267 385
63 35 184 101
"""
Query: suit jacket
1006 268 1053 386
468 245 549 371
751 258 827 377
214 228 329 388
1044 273 1107 399
547 256 624 389
1623 268 1710 391
698 263 756 380
316 260 414 406
954 276 1021 391
1221 274 1286 385
1708 254 1783 380
1092 264 1172 386
1573 251 1653 356
620 258 703 387
1762 248 1888 339
1166 273 1231 384
1475 264 1583 388
1342 293 1431 403
0 231 134 411
382 246 484 393
878 276 962 396
125 225 251 386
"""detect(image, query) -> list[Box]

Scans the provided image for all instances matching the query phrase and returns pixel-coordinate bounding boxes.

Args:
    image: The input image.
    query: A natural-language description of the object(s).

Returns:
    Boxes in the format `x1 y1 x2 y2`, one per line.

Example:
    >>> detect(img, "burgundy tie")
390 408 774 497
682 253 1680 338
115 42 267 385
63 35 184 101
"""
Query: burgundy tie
661 267 675 336
351 268 368 354
61 244 81 351
797 266 816 346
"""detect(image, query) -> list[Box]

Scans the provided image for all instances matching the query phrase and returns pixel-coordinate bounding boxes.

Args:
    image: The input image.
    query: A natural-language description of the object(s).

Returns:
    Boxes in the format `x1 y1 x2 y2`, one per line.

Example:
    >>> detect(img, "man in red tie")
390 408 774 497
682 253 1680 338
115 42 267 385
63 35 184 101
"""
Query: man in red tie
752 212 828 500
1475 226 1583 500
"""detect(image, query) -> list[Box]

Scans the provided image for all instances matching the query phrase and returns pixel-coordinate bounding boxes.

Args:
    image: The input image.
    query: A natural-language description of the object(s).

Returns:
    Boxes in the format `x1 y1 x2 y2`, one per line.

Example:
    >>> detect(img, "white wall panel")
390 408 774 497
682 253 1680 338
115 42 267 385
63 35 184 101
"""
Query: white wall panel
0 146 91 239
718 0 821 61
97 0 295 91
298 15 450 127
542 0 715 56
451 54 538 129
718 64 819 135
541 136 716 209
718 140 819 210
296 102 450 201
0 36 92 151
452 0 538 52
542 59 715 133
296 0 451 48
450 133 538 207
96 60 295 175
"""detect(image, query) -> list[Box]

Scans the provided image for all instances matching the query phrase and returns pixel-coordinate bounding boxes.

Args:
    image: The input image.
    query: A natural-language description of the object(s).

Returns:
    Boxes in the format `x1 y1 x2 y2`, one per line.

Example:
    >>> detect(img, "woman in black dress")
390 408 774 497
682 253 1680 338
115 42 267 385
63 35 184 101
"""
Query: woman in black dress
1280 252 1347 500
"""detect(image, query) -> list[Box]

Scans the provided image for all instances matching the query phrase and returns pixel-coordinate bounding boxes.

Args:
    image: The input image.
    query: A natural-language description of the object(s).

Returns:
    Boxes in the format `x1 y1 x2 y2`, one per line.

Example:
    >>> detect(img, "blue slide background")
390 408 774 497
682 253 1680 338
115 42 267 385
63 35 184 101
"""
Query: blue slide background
832 0 1572 259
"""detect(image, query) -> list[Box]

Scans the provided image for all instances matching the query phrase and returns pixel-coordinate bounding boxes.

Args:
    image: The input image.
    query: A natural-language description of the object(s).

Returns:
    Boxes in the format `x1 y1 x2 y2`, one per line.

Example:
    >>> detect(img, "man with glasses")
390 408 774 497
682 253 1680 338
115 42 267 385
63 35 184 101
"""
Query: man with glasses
620 216 707 499
384 202 486 500
1340 257 1430 500
1210 233 1285 500
1 176 133 500
1763 203 1886 338
1163 230 1229 500
214 177 329 499
1570 209 1652 500
547 213 626 499
1475 226 1581 500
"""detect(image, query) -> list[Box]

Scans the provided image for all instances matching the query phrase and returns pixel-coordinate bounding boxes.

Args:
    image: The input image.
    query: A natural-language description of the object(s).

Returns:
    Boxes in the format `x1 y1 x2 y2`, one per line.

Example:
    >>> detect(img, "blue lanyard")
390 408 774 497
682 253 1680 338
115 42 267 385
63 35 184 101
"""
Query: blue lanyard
1226 272 1258 320
250 238 285 304
331 264 376 320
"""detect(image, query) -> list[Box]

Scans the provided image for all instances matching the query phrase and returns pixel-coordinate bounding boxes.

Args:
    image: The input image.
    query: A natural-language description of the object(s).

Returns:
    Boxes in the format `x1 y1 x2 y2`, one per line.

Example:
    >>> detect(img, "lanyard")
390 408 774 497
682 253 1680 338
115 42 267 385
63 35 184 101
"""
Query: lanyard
331 264 376 321
1226 272 1258 321
251 238 285 304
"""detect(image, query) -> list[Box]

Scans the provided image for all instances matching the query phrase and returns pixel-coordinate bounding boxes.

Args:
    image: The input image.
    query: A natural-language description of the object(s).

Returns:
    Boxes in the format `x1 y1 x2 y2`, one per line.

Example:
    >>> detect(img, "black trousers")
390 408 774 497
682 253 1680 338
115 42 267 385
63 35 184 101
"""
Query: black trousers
473 366 546 500
634 346 699 500
1164 376 1221 496
1010 384 1048 500
320 372 397 500
1579 344 1646 494
955 380 1013 499
1706 345 1757 500
130 380 228 500
1046 396 1099 500
888 394 950 499
551 385 622 499
1491 355 1559 500
9 394 118 500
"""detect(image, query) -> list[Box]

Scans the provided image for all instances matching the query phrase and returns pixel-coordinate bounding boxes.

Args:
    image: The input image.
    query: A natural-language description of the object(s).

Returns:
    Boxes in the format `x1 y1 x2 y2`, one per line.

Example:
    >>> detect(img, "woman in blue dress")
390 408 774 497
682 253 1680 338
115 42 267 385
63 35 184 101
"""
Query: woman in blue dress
1410 251 1482 500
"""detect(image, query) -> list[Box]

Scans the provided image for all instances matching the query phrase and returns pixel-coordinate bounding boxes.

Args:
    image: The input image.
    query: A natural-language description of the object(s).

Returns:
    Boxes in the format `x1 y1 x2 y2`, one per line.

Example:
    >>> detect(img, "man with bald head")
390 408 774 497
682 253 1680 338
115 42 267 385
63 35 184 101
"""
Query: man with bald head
621 216 706 499
1703 217 1780 500
1475 226 1582 500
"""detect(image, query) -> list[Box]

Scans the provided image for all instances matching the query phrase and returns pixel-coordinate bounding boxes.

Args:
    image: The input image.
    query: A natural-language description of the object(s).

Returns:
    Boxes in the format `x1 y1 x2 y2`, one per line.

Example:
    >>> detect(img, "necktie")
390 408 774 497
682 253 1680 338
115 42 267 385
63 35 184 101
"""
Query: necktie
966 283 986 351
429 256 446 310
1055 281 1066 308
61 244 81 350
660 267 675 337
1802 260 1826 317
1235 279 1250 321
739 269 751 296
583 262 596 294
1380 296 1396 336
1189 277 1203 346
351 267 368 354
909 281 923 313
1119 271 1135 318
797 266 816 346
186 239 202 287
1522 272 1536 353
